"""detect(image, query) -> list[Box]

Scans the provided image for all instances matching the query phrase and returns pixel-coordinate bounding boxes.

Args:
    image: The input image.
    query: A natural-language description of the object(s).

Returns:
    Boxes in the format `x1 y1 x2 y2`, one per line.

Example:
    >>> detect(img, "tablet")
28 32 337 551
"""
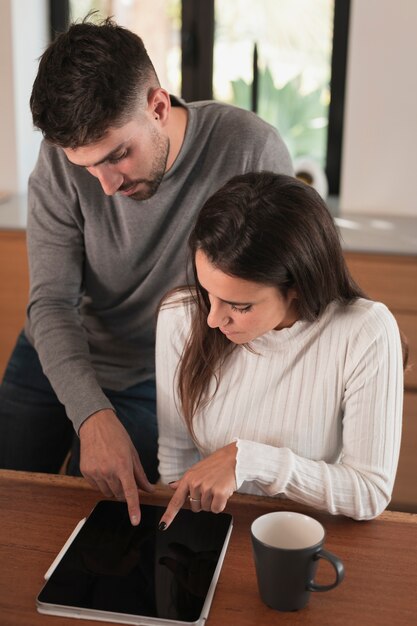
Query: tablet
37 500 233 626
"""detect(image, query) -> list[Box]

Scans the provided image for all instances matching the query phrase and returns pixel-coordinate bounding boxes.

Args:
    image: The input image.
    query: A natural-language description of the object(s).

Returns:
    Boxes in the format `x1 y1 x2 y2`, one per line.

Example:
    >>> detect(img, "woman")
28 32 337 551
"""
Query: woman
156 172 404 529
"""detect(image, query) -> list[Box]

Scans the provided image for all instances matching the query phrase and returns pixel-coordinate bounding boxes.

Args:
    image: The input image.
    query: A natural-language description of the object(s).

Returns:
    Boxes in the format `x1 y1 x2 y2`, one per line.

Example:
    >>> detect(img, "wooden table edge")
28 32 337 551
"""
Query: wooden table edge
2 468 416 525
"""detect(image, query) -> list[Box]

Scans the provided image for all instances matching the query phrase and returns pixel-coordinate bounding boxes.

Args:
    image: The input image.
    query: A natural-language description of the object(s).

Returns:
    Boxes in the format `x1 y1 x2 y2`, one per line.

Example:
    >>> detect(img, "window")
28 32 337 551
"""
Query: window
182 0 350 196
51 0 350 195
214 2 333 169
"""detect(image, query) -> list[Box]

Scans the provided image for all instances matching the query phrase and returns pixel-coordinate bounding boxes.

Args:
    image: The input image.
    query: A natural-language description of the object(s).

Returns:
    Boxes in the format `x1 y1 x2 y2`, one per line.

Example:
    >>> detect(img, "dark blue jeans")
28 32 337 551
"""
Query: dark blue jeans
0 331 158 482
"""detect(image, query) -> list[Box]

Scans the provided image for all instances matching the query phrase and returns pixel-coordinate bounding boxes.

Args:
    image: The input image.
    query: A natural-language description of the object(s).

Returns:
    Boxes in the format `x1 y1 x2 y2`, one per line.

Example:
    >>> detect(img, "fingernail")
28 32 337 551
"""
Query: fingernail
158 521 167 531
131 515 139 525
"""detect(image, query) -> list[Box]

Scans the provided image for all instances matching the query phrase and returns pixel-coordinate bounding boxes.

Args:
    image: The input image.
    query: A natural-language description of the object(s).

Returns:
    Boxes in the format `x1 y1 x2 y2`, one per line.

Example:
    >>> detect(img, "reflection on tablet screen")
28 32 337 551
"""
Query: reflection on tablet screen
37 501 232 624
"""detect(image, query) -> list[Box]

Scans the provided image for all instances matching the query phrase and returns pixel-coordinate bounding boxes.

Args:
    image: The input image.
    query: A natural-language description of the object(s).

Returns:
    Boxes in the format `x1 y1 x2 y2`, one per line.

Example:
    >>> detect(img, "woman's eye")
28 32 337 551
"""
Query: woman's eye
108 150 127 164
231 304 252 313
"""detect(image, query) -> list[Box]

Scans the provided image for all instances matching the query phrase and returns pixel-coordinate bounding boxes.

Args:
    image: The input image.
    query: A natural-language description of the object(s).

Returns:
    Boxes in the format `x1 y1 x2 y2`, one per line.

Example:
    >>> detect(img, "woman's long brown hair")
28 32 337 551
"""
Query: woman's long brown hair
171 172 407 436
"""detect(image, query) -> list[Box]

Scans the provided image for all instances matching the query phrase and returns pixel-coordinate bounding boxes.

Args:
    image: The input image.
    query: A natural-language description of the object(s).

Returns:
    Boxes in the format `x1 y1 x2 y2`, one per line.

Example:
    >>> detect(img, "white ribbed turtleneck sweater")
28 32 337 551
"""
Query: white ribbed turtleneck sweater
156 294 403 520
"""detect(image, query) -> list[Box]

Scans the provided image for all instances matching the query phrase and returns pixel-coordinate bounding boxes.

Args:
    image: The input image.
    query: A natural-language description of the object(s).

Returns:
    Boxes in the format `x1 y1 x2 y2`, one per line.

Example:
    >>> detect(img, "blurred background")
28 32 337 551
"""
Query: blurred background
1 0 416 217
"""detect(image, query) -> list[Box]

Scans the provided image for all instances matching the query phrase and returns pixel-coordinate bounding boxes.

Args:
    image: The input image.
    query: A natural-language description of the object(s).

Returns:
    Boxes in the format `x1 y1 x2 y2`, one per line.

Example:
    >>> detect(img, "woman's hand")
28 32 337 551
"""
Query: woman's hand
159 442 238 530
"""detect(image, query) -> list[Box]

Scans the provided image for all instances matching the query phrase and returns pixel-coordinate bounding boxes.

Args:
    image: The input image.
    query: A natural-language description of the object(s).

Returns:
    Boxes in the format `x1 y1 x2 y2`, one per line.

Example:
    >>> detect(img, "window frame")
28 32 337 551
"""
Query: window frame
325 0 351 195
49 0 69 40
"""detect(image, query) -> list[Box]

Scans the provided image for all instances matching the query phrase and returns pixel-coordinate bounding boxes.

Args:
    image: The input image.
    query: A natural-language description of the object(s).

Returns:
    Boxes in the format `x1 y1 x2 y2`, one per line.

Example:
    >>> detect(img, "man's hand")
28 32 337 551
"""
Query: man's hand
159 442 237 530
79 409 154 525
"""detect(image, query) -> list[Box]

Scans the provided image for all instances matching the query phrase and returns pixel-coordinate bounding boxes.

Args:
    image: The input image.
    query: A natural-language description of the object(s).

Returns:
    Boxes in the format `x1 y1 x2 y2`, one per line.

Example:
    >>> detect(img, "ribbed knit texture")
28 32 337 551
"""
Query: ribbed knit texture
156 294 403 520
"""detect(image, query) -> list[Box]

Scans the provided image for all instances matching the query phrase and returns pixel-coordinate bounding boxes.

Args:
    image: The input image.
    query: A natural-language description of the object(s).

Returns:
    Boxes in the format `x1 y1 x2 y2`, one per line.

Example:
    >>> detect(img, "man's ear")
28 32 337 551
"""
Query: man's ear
147 87 171 125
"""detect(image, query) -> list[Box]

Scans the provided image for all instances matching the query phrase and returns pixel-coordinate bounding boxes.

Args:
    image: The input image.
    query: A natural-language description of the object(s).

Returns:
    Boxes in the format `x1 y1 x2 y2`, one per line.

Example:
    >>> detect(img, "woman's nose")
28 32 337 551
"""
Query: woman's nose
207 301 230 328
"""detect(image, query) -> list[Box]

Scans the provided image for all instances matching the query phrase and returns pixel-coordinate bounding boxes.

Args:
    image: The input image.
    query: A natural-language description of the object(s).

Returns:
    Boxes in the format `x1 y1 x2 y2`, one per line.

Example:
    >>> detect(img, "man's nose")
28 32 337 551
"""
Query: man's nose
89 165 123 196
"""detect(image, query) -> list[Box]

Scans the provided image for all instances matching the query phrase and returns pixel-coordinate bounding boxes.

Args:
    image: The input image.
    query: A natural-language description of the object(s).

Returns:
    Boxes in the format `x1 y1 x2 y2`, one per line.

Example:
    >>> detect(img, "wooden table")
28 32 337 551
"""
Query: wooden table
0 470 416 625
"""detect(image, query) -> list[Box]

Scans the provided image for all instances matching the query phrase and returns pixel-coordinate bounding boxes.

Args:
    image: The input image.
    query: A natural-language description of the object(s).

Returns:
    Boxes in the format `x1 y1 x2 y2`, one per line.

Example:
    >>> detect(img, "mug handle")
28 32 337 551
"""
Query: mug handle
307 548 345 592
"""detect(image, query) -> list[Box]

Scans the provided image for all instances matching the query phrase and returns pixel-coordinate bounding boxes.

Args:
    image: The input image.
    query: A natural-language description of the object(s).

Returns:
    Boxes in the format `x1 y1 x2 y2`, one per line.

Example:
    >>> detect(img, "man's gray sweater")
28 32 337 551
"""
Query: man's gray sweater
25 99 293 432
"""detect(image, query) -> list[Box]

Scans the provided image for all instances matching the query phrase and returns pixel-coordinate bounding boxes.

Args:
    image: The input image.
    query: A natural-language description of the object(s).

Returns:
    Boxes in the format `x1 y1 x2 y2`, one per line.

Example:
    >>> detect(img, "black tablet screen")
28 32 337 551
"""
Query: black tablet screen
38 501 232 623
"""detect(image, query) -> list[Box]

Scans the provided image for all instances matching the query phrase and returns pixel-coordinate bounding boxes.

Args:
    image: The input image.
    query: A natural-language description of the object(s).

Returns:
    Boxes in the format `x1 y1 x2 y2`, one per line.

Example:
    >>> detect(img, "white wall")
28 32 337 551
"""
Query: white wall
340 0 417 217
0 0 18 194
0 0 48 195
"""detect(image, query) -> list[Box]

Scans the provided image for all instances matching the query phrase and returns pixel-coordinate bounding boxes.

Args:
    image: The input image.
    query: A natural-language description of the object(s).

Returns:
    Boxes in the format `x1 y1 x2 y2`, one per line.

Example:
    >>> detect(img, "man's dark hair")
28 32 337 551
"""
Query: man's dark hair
30 16 159 148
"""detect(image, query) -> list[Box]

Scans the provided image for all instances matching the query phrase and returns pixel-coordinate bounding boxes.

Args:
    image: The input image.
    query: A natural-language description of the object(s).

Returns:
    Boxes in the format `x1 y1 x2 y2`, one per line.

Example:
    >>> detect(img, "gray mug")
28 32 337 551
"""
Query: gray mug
251 511 345 611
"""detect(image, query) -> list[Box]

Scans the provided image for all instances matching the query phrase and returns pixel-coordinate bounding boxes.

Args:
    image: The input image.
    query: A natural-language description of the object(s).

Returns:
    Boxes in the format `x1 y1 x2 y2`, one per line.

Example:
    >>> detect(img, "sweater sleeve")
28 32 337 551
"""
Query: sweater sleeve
26 142 114 432
235 305 403 520
156 299 200 483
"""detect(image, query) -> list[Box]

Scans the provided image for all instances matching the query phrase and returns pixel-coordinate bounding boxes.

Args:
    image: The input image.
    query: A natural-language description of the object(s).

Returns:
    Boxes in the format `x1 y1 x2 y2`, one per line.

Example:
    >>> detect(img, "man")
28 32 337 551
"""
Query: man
0 18 292 525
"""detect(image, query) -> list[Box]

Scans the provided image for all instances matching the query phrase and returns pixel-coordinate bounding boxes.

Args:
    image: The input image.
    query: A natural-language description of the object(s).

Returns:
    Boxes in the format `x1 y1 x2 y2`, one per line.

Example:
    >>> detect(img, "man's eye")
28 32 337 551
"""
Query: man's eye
231 304 252 313
108 150 127 164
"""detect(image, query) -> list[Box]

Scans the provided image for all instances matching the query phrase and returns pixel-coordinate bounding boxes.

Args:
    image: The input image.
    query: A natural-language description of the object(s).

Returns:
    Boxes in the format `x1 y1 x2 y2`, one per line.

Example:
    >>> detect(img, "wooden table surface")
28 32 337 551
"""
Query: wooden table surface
0 470 416 626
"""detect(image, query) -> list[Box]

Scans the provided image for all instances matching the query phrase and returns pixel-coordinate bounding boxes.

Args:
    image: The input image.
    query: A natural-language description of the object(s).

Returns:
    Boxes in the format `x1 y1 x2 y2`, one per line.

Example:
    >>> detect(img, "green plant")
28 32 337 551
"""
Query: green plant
231 67 329 165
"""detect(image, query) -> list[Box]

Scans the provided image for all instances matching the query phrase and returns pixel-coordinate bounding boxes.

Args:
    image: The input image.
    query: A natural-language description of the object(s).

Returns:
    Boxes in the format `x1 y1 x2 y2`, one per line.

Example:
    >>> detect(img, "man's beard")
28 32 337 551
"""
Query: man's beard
122 131 170 201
